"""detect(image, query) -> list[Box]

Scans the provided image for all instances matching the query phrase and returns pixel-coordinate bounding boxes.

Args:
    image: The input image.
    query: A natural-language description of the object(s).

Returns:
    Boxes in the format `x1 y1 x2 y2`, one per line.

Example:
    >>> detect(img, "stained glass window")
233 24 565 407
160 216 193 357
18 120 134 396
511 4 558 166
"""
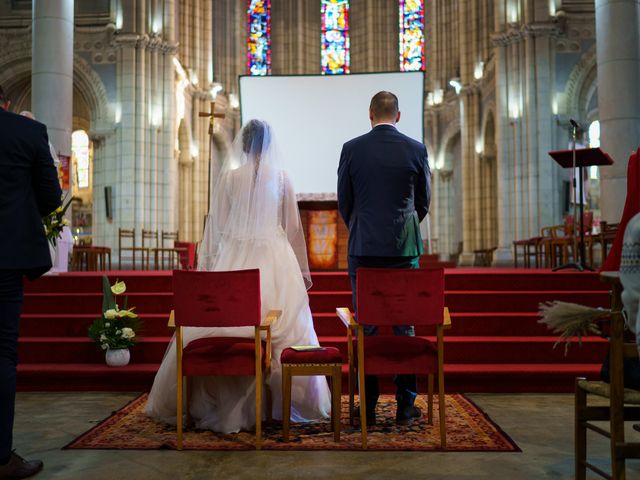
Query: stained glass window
399 0 424 72
321 0 350 75
247 0 270 76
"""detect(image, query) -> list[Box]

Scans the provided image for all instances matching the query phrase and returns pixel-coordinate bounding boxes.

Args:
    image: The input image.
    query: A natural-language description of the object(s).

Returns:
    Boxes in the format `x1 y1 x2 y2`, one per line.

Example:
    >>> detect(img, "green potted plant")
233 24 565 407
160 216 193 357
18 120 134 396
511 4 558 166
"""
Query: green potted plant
88 277 141 367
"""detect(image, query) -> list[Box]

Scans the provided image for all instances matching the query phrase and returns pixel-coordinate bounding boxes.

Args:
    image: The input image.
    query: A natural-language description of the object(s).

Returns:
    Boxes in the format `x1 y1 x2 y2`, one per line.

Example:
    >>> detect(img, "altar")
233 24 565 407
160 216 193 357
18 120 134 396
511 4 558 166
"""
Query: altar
297 195 348 270
298 195 444 271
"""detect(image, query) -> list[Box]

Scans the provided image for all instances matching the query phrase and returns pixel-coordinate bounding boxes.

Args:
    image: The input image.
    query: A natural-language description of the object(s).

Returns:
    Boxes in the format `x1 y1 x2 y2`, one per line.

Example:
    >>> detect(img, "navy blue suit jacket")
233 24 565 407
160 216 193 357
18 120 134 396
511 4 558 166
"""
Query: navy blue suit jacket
337 124 431 257
0 108 62 277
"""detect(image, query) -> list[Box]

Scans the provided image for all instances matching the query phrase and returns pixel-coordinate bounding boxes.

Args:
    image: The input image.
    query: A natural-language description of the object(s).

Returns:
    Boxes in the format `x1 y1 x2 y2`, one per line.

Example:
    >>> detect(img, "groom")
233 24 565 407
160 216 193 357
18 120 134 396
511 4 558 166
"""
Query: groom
337 91 431 425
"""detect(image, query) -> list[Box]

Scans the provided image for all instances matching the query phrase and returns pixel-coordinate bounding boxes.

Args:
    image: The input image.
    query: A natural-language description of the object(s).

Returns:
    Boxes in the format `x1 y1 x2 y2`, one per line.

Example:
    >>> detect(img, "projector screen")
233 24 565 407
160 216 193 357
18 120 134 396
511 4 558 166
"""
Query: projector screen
239 72 425 194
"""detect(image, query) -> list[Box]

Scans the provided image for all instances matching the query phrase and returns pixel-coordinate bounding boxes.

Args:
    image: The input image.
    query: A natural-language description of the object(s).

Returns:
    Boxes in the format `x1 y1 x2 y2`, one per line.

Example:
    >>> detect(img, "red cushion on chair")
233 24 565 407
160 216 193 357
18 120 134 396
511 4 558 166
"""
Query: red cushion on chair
182 337 266 376
280 347 342 365
362 336 437 375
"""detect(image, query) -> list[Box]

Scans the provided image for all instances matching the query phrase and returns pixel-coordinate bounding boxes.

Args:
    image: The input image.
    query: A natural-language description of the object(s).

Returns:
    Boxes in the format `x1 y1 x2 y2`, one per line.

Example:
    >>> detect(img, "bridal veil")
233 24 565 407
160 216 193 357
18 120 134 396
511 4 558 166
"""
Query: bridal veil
198 119 312 289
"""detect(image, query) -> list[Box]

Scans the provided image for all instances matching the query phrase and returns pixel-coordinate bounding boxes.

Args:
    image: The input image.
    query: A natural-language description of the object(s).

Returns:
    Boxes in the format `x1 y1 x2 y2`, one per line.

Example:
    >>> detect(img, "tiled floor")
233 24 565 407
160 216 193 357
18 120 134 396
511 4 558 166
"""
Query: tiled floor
11 392 640 479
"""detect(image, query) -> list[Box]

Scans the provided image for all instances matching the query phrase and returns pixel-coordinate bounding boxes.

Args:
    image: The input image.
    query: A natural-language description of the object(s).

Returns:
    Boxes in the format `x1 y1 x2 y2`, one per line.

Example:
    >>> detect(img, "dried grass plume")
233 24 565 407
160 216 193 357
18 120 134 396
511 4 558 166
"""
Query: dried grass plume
538 301 608 355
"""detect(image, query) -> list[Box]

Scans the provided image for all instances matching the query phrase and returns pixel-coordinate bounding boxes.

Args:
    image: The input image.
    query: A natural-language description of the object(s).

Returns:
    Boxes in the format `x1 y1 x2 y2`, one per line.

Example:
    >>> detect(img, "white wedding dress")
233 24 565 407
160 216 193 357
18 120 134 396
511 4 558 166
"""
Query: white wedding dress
145 121 331 433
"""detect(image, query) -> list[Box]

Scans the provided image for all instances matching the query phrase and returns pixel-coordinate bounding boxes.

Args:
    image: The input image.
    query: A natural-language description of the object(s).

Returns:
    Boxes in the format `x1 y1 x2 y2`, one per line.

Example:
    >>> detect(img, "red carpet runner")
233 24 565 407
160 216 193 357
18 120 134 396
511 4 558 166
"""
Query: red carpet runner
18 269 609 392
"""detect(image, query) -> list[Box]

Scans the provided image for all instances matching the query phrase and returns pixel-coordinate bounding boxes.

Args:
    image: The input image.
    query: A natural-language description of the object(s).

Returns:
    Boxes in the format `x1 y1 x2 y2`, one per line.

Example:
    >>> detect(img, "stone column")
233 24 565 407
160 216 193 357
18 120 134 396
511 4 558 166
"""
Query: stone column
349 0 398 73
31 0 74 158
271 0 321 74
596 0 640 222
212 0 245 94
492 36 515 267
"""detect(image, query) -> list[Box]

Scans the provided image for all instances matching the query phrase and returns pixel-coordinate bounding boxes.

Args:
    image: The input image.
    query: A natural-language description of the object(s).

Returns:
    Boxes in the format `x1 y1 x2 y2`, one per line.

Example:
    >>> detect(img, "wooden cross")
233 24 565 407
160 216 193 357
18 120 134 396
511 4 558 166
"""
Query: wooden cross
198 101 226 136
199 102 226 223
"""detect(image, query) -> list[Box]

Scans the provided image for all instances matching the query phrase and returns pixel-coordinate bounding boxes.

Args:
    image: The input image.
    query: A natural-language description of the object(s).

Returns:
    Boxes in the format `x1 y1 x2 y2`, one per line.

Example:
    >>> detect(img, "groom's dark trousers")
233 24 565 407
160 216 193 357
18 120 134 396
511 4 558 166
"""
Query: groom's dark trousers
348 255 420 414
0 271 23 463
0 107 61 463
338 123 431 416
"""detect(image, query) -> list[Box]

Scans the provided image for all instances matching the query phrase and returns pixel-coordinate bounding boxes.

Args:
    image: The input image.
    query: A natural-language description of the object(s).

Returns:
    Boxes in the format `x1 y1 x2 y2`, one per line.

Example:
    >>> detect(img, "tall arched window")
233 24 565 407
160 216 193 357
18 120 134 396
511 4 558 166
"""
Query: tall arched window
247 0 271 76
321 0 350 75
399 0 424 72
72 130 90 189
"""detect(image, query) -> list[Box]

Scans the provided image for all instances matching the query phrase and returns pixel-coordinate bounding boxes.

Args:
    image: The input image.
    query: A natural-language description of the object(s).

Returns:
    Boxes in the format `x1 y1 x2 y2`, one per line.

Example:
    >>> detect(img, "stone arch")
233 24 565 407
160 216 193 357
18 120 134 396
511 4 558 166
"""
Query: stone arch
0 48 110 128
563 44 597 122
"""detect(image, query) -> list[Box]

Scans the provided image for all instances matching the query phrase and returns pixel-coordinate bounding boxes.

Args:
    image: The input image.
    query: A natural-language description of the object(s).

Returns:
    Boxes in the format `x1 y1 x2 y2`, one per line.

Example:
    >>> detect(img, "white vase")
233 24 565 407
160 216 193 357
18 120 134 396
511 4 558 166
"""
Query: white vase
105 348 130 367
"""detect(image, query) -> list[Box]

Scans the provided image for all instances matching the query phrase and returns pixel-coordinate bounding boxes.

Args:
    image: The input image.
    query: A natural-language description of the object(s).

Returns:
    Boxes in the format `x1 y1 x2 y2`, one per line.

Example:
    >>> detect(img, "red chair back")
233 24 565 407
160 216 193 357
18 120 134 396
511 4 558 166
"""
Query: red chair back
356 268 445 326
175 241 197 269
565 211 594 234
172 269 261 327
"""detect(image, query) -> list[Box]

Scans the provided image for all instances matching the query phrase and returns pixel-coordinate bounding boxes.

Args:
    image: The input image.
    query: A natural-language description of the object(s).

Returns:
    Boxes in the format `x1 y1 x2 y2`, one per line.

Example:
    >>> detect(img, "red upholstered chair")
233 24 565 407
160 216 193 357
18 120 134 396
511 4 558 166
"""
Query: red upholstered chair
170 269 281 450
337 268 451 449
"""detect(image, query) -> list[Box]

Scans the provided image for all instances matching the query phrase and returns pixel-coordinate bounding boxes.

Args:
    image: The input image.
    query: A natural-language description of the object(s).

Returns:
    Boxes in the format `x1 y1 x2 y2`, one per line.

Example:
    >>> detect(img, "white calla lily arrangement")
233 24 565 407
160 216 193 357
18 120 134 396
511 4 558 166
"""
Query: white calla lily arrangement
88 277 142 351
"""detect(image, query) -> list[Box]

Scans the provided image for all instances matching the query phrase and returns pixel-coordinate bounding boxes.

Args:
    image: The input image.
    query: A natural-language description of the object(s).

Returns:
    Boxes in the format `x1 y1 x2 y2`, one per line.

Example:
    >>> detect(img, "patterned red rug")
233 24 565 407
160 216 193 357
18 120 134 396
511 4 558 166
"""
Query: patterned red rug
65 394 520 452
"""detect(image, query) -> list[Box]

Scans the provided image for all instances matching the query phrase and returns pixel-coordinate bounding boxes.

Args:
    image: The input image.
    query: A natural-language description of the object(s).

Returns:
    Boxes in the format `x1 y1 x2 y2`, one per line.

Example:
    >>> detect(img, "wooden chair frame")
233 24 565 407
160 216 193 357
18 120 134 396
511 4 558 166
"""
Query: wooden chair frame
598 222 619 266
140 229 158 270
118 228 150 270
337 307 451 449
153 231 183 270
71 246 112 271
282 362 342 442
169 309 281 450
575 274 640 479
513 238 541 268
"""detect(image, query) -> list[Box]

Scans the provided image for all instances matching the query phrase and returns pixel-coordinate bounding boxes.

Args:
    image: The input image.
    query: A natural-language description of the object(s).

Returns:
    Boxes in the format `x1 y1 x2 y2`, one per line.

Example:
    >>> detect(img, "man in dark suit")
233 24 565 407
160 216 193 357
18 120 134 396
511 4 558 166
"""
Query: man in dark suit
337 91 431 425
0 85 61 479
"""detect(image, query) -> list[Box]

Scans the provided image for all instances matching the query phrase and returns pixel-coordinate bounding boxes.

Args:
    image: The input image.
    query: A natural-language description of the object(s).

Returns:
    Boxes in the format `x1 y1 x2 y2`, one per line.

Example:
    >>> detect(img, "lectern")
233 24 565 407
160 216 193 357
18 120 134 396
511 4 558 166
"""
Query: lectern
549 147 614 271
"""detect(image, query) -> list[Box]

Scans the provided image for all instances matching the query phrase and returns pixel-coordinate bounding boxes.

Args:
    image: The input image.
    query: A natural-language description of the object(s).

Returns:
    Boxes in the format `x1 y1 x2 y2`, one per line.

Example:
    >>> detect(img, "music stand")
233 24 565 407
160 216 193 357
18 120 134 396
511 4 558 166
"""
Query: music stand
549 147 614 271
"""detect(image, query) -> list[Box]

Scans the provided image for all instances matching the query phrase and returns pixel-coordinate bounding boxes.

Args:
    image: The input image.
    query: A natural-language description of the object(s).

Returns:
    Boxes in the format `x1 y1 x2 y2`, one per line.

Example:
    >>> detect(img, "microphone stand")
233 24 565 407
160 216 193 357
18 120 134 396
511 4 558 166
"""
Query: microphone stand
554 121 590 271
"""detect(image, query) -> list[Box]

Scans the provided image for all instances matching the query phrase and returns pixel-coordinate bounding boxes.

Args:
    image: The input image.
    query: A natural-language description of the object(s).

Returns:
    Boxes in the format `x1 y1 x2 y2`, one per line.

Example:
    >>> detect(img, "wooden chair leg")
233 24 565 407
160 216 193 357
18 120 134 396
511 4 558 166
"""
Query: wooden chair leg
255 368 262 450
266 383 273 425
176 374 183 451
332 365 341 442
185 376 192 428
438 370 446 448
349 357 355 426
357 330 368 449
575 378 587 480
282 365 291 442
427 374 434 425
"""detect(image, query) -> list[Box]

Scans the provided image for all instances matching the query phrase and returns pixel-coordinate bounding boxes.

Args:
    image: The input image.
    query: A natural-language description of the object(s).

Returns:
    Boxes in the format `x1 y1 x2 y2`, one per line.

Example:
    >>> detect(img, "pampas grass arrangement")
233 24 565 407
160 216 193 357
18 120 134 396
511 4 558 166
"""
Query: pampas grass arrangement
538 301 608 355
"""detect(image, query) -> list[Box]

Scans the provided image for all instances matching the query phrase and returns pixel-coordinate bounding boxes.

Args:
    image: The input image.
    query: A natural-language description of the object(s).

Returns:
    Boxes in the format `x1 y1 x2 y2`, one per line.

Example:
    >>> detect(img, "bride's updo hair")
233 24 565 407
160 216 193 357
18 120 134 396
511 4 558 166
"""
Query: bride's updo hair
242 119 270 157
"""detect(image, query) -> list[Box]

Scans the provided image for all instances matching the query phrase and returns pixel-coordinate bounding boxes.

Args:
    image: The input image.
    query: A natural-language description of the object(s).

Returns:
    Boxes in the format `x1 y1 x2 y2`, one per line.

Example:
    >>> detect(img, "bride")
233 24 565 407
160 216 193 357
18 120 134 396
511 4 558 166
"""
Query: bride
145 119 331 433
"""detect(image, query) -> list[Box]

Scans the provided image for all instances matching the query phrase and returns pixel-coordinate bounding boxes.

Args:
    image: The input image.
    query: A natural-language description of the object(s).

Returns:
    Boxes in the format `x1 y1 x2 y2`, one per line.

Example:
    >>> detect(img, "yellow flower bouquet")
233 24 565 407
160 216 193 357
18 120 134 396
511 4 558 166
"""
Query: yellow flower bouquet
43 195 73 246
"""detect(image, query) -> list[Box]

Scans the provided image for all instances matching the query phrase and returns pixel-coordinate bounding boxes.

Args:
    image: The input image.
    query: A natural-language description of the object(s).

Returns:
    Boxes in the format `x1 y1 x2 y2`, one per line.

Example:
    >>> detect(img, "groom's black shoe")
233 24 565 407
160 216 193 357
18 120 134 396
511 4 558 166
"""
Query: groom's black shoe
0 451 43 479
396 405 422 425
353 406 376 426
